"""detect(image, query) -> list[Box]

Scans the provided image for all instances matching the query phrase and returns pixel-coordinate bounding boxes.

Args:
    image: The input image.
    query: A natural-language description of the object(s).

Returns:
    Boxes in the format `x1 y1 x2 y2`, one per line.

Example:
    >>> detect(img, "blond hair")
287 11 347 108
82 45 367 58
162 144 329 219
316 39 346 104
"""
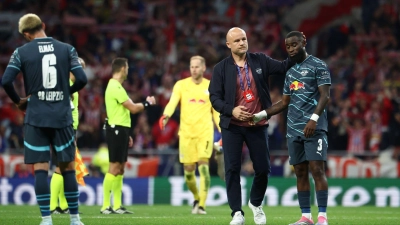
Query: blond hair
18 13 42 34
190 55 206 65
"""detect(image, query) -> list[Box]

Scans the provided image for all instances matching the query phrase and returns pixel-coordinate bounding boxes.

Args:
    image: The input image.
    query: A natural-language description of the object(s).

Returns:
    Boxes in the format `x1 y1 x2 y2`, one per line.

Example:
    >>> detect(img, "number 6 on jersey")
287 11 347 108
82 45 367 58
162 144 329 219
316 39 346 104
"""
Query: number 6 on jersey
42 53 57 89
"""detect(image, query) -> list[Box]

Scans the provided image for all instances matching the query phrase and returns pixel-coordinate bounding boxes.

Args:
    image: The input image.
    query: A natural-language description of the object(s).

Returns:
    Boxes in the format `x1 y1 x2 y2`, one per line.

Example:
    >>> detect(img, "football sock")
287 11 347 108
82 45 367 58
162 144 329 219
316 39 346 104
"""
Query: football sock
198 164 210 209
58 177 68 210
35 170 51 217
184 170 199 201
317 190 328 218
62 171 79 215
101 173 115 210
298 191 311 219
50 172 63 210
112 175 123 210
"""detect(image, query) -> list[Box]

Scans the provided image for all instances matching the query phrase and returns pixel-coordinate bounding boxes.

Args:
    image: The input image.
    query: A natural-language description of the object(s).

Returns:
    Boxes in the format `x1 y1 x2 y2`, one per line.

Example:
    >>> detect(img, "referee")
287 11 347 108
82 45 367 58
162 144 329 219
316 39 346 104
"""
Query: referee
100 57 156 214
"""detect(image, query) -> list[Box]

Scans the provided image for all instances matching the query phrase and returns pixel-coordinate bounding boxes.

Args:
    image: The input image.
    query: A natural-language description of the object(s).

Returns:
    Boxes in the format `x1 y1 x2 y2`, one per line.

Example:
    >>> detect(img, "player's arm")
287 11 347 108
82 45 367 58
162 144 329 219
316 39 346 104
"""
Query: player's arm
251 95 291 124
303 63 331 138
303 84 330 138
252 73 291 124
2 49 29 109
2 66 21 104
159 82 181 129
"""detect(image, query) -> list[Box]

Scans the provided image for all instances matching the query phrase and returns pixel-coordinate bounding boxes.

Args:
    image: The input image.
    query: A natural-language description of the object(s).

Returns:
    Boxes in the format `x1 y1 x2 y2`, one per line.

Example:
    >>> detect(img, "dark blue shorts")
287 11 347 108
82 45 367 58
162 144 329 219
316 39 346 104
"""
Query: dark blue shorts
287 130 328 165
24 124 75 164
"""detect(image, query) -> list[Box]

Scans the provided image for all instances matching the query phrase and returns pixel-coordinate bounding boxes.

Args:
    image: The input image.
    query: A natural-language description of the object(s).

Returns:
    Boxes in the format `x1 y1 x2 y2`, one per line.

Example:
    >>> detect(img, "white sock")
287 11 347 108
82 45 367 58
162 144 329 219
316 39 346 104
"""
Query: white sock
318 212 327 218
70 214 80 220
42 215 51 220
302 213 312 220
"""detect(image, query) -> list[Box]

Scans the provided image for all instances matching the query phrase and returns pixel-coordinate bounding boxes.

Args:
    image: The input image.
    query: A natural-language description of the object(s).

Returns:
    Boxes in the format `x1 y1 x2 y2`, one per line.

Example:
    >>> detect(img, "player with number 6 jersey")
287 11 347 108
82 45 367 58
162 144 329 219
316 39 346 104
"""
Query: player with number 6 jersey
1 13 87 225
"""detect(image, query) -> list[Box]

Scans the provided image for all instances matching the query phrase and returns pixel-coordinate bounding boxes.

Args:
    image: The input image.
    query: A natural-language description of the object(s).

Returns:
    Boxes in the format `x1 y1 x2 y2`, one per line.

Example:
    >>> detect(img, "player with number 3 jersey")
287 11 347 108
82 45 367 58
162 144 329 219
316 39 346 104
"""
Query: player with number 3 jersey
1 13 87 225
251 31 331 225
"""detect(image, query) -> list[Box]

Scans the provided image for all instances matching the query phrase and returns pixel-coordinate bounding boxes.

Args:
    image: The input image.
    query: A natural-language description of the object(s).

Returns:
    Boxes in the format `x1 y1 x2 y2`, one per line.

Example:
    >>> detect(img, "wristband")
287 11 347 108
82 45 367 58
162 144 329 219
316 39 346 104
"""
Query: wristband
142 101 150 108
310 113 319 122
256 110 268 118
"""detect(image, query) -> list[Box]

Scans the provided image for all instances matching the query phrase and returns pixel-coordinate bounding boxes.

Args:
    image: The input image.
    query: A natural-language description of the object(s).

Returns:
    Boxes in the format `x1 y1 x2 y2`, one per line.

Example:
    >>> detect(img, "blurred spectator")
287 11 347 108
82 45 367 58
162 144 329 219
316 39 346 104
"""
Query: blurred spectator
13 163 34 179
132 113 153 155
389 102 400 160
151 117 178 151
91 143 109 177
346 118 368 154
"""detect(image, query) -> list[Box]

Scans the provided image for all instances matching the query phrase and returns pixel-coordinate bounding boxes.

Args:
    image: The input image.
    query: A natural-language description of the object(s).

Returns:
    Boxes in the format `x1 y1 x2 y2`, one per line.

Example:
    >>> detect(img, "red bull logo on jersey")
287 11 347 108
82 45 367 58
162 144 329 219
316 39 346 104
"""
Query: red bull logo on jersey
188 99 206 104
289 81 305 91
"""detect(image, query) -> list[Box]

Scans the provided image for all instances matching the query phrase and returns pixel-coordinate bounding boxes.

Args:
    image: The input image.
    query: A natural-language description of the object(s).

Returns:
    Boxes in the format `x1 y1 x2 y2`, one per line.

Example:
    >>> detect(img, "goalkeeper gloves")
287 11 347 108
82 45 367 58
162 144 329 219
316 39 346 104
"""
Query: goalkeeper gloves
158 115 169 130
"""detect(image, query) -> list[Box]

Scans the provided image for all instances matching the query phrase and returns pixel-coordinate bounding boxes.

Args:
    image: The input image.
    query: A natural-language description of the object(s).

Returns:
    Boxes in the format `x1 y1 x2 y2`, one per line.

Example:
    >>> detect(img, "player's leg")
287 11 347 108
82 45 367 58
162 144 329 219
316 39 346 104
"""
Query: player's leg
24 125 53 224
50 165 68 214
288 136 314 225
180 137 200 214
101 125 117 213
110 126 132 214
196 135 213 214
306 131 328 225
221 125 245 225
244 126 269 225
50 148 62 213
54 126 83 225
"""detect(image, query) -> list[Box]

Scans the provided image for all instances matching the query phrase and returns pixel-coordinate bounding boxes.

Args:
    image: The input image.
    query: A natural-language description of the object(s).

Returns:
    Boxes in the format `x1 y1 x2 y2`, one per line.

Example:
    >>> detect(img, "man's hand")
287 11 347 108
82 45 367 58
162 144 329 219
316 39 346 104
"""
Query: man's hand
128 136 133 148
232 106 252 121
16 95 31 111
146 96 156 105
159 115 169 130
303 120 316 138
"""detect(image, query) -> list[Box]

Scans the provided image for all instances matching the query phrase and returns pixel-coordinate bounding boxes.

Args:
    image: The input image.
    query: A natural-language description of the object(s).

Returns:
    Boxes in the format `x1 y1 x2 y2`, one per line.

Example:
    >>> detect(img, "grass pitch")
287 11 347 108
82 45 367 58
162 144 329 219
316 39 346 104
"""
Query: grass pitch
0 205 398 225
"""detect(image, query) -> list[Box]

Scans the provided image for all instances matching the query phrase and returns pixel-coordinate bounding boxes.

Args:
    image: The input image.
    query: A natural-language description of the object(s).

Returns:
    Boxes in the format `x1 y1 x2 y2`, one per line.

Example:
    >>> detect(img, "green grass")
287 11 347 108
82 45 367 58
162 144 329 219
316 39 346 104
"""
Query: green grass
0 205 398 225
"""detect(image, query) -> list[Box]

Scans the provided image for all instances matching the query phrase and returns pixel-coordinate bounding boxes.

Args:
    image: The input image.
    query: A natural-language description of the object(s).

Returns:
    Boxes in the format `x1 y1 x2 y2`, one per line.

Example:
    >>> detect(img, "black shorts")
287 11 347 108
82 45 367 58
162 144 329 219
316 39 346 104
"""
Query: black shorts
287 130 328 165
51 130 77 166
24 124 75 164
106 125 130 163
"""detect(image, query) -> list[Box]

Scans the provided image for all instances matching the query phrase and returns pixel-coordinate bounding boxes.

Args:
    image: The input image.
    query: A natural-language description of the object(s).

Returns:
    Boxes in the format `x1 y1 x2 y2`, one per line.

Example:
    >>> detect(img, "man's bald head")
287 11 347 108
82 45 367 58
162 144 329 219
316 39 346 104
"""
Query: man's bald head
226 27 248 56
226 27 246 42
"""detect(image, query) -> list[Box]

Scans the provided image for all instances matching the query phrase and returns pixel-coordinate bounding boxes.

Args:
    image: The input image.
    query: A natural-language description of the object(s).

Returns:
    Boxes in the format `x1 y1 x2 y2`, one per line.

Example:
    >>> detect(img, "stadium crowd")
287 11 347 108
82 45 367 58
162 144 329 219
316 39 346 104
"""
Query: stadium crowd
0 0 399 162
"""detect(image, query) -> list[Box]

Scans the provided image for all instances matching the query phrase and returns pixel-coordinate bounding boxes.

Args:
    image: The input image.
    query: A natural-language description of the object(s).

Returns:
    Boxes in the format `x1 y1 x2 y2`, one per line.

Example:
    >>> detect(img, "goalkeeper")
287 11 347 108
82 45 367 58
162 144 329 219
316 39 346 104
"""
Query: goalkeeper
50 58 88 214
159 56 221 215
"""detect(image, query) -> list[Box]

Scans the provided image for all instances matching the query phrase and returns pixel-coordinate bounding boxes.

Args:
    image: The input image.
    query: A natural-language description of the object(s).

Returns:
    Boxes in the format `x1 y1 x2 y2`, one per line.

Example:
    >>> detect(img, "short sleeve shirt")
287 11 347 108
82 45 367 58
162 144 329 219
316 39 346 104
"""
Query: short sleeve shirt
105 79 130 127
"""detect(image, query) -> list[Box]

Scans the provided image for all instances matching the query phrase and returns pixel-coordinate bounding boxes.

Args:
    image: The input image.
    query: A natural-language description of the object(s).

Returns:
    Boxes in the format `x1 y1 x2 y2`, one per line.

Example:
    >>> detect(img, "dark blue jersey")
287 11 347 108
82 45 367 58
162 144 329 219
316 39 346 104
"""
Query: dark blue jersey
5 37 82 128
283 55 331 138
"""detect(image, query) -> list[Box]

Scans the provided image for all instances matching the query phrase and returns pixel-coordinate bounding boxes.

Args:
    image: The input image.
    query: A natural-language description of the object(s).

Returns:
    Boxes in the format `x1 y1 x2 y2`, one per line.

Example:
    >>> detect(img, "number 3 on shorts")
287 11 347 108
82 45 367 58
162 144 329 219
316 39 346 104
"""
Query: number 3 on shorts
317 139 322 151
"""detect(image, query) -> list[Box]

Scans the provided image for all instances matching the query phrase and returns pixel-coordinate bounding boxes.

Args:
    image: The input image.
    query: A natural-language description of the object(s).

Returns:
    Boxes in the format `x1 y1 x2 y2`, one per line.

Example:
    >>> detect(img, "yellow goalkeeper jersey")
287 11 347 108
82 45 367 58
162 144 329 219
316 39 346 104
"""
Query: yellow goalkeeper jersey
163 77 220 138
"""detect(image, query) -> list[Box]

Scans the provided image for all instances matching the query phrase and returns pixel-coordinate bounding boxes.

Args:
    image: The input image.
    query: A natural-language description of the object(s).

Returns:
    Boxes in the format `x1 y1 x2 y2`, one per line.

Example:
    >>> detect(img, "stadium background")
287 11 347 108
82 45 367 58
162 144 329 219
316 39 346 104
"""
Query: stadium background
0 0 399 208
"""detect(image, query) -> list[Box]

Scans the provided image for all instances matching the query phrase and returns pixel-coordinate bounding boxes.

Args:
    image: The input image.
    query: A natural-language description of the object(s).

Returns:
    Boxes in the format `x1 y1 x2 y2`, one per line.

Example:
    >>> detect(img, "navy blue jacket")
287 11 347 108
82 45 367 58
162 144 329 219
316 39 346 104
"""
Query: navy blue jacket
208 52 294 129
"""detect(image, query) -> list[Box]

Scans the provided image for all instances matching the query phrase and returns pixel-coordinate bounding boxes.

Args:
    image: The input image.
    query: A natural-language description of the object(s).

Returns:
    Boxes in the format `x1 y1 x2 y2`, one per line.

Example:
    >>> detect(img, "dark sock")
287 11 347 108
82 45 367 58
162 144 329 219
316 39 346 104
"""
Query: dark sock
62 171 79 215
35 170 50 217
298 191 311 213
316 190 328 212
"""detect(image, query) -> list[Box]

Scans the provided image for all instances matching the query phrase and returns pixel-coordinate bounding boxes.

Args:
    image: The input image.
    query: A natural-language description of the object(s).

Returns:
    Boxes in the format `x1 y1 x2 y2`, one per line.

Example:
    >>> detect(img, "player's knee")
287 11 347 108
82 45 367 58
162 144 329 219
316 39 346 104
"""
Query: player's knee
198 158 209 165
310 167 325 179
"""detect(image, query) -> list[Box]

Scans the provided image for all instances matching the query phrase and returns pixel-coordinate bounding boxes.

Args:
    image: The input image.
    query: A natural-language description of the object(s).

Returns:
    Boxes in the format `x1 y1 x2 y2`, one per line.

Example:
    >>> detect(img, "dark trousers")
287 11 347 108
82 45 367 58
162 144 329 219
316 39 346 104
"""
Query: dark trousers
221 124 271 216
